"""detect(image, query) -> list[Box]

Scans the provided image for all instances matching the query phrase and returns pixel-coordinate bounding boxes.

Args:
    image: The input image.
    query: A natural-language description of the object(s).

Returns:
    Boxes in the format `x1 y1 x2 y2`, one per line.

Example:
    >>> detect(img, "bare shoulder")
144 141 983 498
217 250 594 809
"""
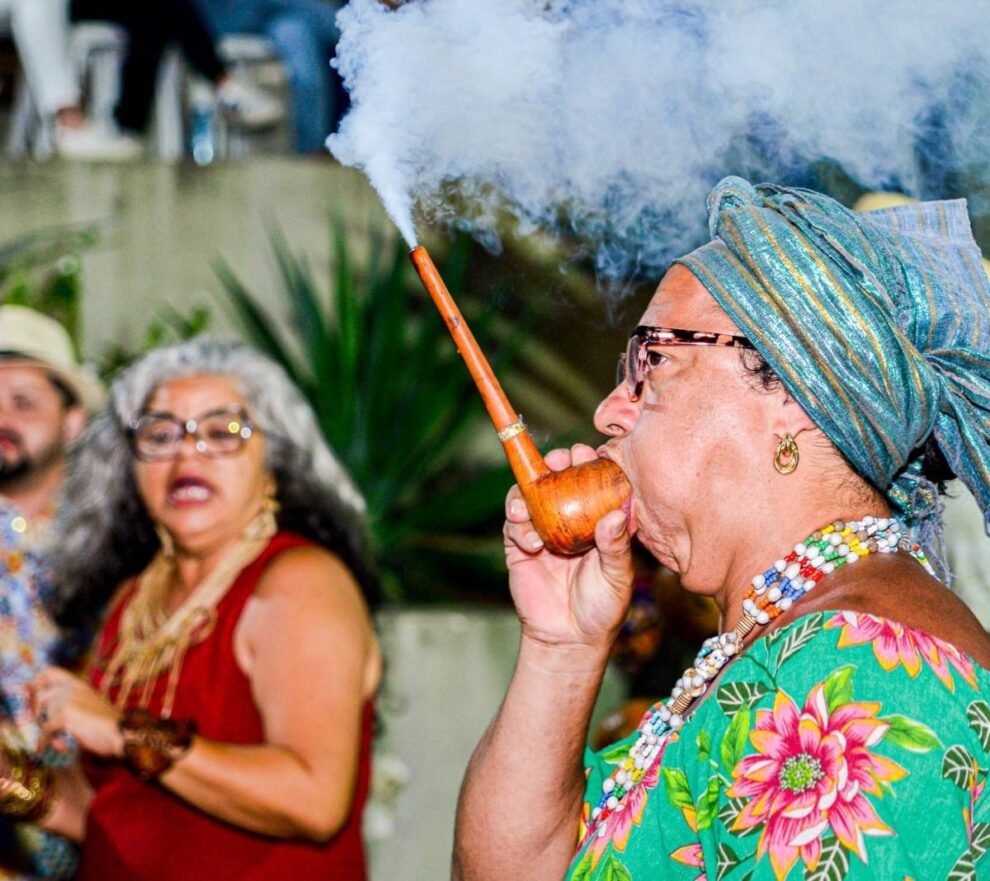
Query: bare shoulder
235 544 380 691
806 553 990 669
254 544 369 614
238 544 375 644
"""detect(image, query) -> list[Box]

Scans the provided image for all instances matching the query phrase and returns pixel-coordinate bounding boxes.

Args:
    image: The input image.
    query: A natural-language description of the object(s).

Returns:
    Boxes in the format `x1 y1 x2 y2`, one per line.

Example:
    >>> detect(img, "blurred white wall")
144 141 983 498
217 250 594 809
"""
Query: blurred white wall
945 491 990 627
368 608 627 881
0 158 394 357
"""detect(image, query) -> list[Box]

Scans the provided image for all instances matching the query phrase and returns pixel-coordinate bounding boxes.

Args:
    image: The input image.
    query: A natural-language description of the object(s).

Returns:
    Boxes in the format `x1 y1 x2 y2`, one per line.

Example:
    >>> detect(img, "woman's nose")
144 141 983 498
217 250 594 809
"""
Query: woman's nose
594 384 640 437
175 428 202 459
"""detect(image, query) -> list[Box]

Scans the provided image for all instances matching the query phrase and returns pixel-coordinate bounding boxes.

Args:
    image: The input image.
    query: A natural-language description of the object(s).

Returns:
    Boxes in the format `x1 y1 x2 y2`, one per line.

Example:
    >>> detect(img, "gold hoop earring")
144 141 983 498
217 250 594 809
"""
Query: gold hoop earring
774 435 799 475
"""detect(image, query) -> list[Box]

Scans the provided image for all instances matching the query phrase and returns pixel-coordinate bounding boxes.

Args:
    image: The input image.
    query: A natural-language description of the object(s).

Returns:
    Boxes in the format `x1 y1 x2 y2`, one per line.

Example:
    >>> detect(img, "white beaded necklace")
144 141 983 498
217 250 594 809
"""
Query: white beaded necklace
585 516 933 841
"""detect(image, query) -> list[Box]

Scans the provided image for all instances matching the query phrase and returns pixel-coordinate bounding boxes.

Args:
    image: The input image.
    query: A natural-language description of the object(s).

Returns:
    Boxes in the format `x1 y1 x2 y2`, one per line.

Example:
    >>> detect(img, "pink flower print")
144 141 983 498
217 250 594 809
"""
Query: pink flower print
826 612 977 691
728 684 905 880
671 842 708 881
587 754 661 866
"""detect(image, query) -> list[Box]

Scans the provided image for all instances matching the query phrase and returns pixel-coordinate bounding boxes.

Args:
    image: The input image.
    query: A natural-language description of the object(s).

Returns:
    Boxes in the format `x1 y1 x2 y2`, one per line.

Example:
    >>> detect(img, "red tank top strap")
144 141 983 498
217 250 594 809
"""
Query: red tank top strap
91 533 313 693
214 531 313 621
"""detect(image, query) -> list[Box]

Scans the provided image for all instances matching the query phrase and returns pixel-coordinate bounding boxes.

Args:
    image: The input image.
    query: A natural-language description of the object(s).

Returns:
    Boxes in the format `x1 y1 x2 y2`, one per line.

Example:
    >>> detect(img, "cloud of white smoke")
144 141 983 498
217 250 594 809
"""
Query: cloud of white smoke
328 0 990 294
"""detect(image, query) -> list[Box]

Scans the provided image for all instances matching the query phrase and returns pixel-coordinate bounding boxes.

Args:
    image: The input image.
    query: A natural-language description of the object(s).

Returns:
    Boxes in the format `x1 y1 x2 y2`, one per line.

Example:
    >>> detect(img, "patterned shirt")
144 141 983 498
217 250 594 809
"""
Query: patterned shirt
0 503 61 754
569 610 990 881
0 502 77 879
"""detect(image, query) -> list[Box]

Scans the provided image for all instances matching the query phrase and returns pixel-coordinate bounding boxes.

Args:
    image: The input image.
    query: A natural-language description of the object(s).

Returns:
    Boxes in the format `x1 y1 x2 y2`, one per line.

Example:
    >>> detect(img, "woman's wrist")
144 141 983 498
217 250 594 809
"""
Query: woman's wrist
118 709 196 782
517 631 614 681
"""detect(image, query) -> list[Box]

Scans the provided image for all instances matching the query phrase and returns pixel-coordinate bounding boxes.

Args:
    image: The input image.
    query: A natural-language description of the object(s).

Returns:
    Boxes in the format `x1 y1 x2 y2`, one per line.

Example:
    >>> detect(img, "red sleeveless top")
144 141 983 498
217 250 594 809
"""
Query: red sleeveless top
80 532 373 881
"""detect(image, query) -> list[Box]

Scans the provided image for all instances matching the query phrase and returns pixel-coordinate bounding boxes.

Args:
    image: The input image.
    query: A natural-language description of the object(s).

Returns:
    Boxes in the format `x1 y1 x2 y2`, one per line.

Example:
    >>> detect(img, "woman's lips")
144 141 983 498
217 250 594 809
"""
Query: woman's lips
167 475 216 505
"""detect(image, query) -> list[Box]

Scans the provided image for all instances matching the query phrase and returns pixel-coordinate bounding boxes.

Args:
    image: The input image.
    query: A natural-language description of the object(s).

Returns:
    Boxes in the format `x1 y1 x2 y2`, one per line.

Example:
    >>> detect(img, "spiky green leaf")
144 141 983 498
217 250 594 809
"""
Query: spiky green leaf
947 850 976 881
716 842 740 881
777 614 823 667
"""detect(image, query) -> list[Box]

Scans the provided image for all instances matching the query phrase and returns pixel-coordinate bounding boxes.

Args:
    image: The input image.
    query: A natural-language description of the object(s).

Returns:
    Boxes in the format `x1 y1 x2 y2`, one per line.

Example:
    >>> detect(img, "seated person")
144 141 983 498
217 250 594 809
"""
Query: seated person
70 0 283 146
196 0 344 154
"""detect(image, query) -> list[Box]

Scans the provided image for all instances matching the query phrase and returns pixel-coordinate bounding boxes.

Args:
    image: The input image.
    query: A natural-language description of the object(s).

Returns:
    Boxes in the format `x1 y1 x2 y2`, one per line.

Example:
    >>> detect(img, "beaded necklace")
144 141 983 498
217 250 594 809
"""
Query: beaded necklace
585 516 933 841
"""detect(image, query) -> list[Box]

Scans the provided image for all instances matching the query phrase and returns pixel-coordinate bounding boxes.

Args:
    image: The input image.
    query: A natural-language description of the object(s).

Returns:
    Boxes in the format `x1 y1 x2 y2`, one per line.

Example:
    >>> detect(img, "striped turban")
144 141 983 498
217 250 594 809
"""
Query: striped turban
677 177 990 574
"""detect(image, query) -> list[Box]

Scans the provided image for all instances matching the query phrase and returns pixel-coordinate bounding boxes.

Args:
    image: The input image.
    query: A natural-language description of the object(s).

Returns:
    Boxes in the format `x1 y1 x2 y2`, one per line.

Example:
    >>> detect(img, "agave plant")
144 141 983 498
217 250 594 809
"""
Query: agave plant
214 223 527 603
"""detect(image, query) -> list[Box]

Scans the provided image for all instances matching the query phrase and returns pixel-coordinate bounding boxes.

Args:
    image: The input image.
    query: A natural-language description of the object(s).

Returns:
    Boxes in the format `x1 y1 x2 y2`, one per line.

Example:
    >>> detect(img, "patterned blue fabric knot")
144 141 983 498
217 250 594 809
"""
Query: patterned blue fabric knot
705 176 758 237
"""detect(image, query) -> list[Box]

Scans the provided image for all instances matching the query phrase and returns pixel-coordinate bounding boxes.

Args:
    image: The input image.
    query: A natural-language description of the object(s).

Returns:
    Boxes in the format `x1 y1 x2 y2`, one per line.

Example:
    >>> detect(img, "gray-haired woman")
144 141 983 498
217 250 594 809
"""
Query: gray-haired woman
3 339 380 880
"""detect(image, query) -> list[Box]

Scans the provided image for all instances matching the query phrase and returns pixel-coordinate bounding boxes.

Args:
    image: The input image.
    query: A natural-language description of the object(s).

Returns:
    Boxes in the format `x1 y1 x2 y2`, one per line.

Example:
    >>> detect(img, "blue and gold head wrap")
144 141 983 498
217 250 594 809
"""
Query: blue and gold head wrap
677 177 990 576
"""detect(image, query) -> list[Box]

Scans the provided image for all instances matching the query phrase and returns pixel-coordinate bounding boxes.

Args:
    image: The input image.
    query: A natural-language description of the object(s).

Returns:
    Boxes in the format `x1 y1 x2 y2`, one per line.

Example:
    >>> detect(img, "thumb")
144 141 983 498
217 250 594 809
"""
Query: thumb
595 509 634 593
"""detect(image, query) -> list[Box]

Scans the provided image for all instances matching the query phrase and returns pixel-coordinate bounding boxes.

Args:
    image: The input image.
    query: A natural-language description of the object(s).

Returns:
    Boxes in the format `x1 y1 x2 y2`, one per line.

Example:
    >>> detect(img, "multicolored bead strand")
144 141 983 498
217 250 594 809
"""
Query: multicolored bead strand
584 516 933 841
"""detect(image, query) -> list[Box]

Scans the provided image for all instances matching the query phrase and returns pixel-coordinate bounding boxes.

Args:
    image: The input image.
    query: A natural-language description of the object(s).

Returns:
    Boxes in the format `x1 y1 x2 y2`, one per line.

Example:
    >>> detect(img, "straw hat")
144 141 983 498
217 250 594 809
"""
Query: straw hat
0 306 106 411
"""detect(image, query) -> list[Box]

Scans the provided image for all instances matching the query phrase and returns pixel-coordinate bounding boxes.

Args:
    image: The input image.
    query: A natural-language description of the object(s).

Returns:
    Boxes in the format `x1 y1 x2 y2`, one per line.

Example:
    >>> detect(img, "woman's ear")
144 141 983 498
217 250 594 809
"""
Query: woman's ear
62 405 88 446
773 391 817 442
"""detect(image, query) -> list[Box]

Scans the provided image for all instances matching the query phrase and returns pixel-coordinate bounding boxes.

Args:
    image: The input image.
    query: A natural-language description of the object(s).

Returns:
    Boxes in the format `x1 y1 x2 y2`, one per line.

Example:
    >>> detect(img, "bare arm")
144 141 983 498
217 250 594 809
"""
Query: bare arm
453 637 613 880
34 547 380 842
33 762 93 843
159 547 379 839
453 446 634 880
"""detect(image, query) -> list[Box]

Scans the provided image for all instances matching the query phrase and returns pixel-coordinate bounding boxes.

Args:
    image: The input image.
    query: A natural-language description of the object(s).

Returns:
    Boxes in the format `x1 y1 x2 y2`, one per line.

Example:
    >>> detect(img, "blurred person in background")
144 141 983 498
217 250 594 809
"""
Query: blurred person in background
0 339 379 880
69 0 283 146
0 306 104 879
0 0 140 160
195 0 345 154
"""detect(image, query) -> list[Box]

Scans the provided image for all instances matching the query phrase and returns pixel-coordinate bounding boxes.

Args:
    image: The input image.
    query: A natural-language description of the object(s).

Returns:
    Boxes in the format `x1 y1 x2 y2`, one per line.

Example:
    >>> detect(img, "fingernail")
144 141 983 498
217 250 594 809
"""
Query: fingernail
612 517 627 537
528 531 544 550
509 499 523 517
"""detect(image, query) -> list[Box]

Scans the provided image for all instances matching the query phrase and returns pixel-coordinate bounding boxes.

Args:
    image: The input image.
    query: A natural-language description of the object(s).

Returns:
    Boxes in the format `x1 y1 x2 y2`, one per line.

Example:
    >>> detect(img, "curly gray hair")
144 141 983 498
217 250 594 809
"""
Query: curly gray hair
51 338 377 634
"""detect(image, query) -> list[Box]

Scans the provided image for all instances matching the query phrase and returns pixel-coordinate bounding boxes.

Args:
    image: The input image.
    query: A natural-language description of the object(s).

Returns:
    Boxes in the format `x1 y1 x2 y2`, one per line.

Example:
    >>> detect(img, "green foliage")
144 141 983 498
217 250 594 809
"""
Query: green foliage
0 223 207 381
0 223 99 342
214 222 522 603
94 305 212 382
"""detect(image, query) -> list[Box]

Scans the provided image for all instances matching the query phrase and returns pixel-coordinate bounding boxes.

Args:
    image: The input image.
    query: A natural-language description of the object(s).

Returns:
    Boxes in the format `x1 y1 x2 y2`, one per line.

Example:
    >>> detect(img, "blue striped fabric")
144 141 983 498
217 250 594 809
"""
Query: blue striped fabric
678 177 990 574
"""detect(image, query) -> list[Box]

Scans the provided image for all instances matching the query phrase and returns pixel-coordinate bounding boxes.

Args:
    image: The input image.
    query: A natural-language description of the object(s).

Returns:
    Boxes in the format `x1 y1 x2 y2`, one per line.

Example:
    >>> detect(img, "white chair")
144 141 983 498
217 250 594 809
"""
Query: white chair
71 22 185 161
5 22 185 160
214 33 288 159
69 22 126 131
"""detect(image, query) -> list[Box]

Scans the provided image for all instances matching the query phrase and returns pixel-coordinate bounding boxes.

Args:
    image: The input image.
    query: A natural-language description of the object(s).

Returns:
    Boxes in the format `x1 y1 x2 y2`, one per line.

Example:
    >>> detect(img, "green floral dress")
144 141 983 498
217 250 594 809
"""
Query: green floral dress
568 611 990 881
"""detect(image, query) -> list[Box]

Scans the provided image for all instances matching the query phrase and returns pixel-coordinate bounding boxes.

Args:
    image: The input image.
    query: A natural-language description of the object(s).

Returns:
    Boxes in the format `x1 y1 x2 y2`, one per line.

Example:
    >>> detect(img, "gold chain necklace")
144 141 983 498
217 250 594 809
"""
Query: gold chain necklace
99 507 277 718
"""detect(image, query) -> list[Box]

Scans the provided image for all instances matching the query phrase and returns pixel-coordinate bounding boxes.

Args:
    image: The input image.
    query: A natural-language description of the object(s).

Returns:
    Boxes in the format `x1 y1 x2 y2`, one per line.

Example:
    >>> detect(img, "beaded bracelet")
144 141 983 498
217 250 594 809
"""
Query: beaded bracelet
0 750 56 822
119 708 196 782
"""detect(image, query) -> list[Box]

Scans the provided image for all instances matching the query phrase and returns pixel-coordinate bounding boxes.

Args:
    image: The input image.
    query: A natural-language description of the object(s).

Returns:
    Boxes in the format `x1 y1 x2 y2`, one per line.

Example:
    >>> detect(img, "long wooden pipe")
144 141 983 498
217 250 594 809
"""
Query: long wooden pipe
410 245 631 555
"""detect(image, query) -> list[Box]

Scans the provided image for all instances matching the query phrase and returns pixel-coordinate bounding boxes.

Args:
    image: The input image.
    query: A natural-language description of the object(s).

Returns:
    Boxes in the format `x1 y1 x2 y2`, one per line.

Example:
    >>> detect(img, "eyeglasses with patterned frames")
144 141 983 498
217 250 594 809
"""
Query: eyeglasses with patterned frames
616 325 755 401
128 405 255 462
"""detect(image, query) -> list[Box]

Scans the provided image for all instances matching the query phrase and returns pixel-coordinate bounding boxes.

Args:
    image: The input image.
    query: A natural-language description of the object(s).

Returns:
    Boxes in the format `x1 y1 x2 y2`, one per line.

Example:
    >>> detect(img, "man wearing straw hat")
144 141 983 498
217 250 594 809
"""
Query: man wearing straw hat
0 305 104 880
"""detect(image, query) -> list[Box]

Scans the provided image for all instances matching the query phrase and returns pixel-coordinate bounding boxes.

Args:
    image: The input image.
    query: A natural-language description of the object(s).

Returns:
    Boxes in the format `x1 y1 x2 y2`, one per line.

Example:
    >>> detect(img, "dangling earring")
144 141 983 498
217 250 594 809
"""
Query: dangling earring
774 435 799 475
246 478 280 541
